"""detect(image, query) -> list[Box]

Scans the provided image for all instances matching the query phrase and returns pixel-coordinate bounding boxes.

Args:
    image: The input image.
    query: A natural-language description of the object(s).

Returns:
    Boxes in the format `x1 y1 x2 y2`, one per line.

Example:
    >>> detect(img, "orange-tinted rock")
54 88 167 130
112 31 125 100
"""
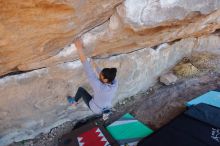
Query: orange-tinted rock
1 0 220 76
0 0 123 76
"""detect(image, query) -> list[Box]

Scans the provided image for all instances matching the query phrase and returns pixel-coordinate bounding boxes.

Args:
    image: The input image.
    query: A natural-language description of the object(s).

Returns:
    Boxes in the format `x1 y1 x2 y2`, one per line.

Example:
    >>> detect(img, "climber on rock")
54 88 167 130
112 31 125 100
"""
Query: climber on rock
67 38 118 115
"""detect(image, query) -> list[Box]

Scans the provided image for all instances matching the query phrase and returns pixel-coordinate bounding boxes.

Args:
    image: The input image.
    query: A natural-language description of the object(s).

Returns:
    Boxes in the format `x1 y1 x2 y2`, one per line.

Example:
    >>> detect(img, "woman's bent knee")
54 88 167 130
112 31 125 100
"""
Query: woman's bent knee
78 87 85 92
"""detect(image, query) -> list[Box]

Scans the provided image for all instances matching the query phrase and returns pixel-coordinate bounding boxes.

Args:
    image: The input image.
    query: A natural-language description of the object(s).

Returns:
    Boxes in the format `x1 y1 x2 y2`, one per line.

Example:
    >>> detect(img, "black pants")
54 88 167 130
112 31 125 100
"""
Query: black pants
75 87 92 108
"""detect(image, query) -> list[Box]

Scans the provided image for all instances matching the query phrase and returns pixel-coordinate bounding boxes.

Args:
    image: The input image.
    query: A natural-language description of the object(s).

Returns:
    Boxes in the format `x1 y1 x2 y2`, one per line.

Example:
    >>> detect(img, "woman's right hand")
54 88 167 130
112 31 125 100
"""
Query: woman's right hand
74 38 83 50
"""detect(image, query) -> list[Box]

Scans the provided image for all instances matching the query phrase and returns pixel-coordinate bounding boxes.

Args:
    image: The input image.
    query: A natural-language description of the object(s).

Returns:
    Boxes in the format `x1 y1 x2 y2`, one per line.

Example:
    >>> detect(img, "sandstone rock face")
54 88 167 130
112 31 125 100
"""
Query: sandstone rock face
1 0 220 76
0 0 123 76
194 34 220 54
1 0 220 145
0 34 219 145
87 1 220 59
124 0 220 27
0 36 195 146
160 73 178 85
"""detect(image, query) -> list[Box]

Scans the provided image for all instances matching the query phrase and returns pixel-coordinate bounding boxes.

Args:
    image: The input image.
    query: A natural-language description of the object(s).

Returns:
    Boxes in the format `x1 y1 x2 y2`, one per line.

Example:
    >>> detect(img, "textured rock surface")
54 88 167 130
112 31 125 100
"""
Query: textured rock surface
0 0 123 76
0 35 198 145
1 0 220 145
1 0 220 76
87 2 220 59
194 34 220 54
1 34 220 145
160 73 177 85
124 0 220 27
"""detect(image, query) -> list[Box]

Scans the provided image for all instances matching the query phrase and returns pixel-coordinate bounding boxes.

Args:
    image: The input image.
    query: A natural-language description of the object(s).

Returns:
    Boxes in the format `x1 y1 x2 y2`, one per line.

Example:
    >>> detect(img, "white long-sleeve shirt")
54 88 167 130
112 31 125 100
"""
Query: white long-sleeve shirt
82 59 118 114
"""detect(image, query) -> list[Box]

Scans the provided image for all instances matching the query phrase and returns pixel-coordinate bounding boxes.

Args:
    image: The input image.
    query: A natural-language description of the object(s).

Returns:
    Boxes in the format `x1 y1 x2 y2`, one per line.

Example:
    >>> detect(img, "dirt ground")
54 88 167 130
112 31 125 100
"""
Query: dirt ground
10 54 220 146
114 71 220 130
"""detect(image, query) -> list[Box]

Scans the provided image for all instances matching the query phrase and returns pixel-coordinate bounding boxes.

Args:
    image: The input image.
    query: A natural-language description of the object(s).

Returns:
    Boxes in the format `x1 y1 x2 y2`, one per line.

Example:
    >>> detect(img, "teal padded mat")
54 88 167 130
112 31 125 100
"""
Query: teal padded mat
107 113 153 146
186 91 220 108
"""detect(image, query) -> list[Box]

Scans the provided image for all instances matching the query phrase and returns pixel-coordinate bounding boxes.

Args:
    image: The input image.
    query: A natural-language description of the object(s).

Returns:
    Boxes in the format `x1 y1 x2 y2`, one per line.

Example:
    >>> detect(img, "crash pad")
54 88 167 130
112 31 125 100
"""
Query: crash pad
138 114 220 146
185 103 220 128
59 121 118 146
186 91 220 108
107 113 153 146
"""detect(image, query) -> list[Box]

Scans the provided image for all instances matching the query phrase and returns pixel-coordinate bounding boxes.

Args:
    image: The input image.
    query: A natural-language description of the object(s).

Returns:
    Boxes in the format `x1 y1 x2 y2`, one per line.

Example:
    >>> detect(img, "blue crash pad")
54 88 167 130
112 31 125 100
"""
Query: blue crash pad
186 91 220 108
185 103 220 128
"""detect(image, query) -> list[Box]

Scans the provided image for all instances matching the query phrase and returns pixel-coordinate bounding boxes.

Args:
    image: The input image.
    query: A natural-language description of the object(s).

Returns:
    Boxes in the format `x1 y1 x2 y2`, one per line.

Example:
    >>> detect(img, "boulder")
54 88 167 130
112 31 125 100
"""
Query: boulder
1 0 220 76
0 35 198 146
0 0 123 76
1 0 220 145
160 73 178 85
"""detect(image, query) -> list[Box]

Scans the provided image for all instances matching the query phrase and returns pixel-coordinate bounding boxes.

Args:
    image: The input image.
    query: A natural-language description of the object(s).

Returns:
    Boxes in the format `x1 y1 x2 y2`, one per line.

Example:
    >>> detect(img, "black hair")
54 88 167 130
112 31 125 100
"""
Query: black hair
101 68 117 84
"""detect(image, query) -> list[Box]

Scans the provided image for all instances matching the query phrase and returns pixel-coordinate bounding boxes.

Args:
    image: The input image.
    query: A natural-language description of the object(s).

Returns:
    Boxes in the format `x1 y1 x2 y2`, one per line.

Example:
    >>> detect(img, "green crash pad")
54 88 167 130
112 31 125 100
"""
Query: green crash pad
186 91 220 108
107 113 153 145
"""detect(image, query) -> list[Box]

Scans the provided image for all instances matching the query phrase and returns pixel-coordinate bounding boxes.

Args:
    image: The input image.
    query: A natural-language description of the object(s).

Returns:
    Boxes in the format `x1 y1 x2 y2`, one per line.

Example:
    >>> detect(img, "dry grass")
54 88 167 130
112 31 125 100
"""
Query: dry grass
191 52 218 69
173 57 199 77
173 52 220 77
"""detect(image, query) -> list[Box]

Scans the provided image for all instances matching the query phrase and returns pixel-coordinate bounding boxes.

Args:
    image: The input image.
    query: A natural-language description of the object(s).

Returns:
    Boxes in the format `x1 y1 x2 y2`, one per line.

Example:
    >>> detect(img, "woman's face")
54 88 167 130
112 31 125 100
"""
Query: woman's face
99 73 108 83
